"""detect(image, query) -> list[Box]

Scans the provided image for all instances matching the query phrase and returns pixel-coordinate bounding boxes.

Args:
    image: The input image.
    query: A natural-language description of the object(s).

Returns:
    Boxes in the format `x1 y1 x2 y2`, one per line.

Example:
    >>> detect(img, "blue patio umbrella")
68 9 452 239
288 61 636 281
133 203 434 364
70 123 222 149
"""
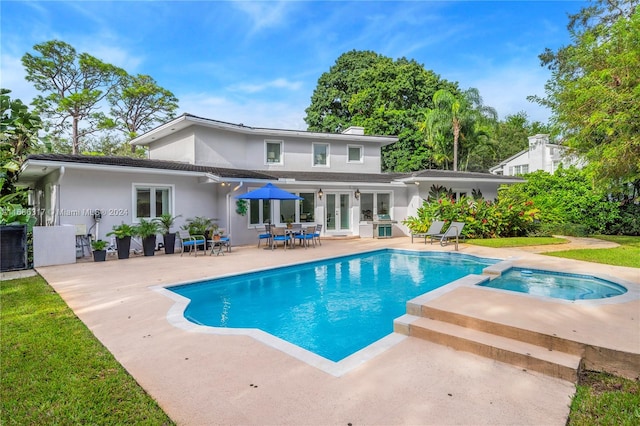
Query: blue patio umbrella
236 183 302 201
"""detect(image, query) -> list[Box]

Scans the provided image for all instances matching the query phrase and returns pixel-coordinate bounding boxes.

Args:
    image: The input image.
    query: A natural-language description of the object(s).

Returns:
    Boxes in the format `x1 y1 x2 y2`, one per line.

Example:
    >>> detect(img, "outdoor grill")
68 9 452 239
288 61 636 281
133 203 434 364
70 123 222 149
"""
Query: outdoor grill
372 214 397 238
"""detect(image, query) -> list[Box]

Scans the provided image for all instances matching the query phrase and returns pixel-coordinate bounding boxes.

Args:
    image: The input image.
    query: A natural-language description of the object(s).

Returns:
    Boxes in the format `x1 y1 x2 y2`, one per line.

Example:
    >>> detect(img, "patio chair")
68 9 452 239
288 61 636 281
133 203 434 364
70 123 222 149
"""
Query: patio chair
178 229 206 256
294 225 316 248
256 224 272 248
312 224 322 246
411 220 445 244
271 227 291 250
430 222 465 246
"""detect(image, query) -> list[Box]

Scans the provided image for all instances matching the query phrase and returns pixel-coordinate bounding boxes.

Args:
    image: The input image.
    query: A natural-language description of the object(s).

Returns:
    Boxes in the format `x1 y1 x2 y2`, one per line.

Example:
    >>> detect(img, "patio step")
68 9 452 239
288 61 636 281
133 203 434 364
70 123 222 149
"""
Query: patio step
394 314 583 382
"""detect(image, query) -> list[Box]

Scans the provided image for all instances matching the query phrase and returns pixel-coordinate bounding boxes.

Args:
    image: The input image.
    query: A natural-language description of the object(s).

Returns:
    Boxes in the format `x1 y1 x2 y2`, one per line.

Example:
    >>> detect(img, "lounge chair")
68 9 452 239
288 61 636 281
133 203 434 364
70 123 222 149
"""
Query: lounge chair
430 221 465 246
178 229 206 256
411 220 445 244
271 227 291 250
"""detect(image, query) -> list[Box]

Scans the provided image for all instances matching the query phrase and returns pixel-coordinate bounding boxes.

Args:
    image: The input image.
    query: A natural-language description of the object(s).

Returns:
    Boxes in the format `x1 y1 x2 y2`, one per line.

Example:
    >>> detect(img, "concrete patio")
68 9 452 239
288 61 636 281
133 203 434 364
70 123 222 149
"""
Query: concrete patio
31 237 640 425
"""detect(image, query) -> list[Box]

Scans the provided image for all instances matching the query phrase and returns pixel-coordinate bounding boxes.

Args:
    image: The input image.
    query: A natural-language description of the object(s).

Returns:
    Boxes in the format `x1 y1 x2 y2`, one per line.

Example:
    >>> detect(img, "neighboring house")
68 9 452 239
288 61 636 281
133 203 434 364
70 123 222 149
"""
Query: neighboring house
18 113 522 264
489 134 584 176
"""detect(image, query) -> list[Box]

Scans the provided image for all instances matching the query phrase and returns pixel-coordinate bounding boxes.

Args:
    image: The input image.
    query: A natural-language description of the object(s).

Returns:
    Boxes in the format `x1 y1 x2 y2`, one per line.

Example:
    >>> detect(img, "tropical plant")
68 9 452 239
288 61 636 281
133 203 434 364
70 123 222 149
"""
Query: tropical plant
91 239 108 250
106 223 135 239
153 213 180 235
421 88 497 171
1 89 43 197
0 193 35 229
182 216 215 236
134 218 159 238
403 187 540 239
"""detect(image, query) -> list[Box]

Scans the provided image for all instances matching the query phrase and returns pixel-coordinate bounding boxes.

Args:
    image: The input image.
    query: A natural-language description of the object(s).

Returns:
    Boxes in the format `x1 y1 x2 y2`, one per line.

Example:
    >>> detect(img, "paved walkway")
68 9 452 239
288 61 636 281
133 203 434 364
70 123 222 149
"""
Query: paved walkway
25 237 640 425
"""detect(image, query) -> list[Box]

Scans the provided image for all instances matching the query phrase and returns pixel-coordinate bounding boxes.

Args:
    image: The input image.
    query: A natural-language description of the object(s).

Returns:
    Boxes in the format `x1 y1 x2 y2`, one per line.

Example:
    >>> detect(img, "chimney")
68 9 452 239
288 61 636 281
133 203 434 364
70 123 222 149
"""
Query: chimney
341 126 365 135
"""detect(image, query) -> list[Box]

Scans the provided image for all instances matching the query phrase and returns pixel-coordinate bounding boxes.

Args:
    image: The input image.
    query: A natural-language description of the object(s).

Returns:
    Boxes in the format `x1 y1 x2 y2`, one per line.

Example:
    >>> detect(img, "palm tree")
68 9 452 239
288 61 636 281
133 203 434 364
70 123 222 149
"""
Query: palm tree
422 88 497 171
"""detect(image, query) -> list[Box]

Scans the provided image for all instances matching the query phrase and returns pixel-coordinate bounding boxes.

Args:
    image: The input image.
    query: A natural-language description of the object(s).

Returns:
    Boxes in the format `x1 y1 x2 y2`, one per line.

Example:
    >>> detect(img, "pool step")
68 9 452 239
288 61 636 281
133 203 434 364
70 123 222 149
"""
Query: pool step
394 314 583 382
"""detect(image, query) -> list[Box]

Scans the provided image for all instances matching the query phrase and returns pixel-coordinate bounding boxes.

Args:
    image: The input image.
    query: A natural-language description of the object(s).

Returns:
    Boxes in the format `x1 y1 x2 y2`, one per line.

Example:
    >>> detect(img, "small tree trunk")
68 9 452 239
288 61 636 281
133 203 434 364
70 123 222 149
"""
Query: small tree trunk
72 116 79 154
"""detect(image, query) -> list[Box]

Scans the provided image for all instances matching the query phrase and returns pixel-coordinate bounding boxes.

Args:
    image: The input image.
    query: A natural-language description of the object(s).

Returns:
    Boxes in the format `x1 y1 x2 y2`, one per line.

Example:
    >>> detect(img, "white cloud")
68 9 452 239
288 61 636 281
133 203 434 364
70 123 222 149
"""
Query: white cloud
230 78 303 94
179 92 307 130
232 0 293 34
0 52 38 104
448 57 553 124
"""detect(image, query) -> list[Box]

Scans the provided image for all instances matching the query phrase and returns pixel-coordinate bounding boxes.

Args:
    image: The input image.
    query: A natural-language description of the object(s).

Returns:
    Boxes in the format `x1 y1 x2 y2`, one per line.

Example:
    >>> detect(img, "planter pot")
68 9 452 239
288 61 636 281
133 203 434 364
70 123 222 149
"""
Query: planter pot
93 250 107 262
163 233 176 254
142 235 156 256
116 236 131 259
0 224 28 271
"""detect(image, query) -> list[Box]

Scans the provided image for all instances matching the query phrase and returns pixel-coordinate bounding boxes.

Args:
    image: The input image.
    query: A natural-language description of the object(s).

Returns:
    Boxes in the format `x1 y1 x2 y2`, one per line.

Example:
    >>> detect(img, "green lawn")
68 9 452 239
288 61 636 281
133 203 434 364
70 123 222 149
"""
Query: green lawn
466 236 568 248
545 235 640 268
568 371 640 425
467 235 640 268
1 275 174 425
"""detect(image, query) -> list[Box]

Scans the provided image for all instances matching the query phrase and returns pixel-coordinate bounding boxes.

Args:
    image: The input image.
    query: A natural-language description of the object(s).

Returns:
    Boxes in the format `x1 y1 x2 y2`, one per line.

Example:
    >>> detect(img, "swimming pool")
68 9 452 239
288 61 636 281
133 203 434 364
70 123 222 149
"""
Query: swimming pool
480 268 627 301
169 249 497 362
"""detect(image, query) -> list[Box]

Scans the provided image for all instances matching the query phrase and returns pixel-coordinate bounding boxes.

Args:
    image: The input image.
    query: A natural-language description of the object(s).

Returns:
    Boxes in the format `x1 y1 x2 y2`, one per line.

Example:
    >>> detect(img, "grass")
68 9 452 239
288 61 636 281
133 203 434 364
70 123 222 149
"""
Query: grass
1 275 174 425
466 236 568 248
466 235 640 268
568 370 640 425
545 235 640 268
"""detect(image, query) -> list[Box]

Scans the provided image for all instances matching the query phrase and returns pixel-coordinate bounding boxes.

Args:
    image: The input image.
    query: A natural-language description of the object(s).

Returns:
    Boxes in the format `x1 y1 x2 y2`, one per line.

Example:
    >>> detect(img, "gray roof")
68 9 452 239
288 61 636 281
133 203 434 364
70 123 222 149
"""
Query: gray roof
22 154 522 185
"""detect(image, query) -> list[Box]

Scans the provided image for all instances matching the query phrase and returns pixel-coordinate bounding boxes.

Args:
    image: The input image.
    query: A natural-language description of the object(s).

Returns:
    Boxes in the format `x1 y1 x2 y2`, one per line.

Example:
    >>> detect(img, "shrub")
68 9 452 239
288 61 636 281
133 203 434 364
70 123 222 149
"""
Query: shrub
403 194 540 239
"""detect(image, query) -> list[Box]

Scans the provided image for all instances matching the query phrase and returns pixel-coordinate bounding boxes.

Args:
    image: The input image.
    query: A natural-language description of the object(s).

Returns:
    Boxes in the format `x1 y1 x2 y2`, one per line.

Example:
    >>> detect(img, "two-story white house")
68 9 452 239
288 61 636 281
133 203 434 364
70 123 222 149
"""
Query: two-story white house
18 113 522 265
489 134 584 176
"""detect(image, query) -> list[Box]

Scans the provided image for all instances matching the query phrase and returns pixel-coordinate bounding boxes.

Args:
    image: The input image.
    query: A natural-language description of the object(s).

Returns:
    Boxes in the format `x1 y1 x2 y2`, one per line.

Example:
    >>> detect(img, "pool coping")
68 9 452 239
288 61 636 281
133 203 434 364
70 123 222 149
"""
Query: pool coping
152 250 638 377
32 237 639 425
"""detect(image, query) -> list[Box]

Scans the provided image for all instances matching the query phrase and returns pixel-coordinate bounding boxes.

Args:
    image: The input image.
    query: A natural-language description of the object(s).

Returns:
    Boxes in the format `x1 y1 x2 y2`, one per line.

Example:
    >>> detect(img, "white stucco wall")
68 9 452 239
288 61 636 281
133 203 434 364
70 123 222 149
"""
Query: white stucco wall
148 129 196 163
149 125 387 174
49 168 217 242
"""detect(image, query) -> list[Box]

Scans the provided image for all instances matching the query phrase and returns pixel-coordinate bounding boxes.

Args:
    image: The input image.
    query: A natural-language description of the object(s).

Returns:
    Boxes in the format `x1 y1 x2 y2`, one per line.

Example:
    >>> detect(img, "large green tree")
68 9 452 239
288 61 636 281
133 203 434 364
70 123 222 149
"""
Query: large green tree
304 50 458 171
106 73 179 153
22 40 124 154
421 88 497 171
531 0 640 187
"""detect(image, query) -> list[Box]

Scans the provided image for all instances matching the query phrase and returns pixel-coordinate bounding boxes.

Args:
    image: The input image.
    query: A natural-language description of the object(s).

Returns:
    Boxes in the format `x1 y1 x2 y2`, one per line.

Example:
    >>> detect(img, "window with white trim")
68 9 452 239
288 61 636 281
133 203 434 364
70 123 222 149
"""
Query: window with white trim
265 140 283 164
347 145 363 163
133 185 172 220
313 143 329 166
359 192 392 221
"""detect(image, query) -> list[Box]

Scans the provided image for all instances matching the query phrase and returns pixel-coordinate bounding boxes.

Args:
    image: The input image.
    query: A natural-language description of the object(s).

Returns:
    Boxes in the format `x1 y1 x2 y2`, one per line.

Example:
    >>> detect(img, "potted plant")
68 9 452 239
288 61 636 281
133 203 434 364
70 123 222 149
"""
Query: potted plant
153 213 181 254
183 216 216 249
107 223 135 259
285 218 293 229
91 239 108 262
135 218 160 256
210 224 221 241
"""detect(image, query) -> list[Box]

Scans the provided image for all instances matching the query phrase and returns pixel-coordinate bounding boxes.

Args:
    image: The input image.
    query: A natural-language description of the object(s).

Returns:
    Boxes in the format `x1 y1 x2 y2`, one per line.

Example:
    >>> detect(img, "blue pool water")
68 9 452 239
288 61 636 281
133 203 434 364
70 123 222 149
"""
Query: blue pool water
480 268 627 301
169 249 497 362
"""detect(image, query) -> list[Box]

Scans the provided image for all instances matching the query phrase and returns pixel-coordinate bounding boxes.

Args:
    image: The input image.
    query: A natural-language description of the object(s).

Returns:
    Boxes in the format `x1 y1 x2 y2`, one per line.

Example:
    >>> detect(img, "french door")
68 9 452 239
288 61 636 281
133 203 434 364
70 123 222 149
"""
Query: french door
325 193 350 231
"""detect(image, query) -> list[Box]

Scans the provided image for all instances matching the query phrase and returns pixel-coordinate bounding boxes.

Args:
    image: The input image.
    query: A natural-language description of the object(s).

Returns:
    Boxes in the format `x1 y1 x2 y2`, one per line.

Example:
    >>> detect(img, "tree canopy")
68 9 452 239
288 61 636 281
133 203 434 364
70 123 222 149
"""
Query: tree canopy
531 0 640 187
22 40 124 154
304 50 460 171
21 39 179 156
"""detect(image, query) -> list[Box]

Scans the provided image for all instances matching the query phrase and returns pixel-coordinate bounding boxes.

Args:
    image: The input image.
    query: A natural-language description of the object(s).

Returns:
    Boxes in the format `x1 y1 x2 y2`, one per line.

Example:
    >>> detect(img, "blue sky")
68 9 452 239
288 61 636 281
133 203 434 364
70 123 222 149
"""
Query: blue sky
1 1 586 131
